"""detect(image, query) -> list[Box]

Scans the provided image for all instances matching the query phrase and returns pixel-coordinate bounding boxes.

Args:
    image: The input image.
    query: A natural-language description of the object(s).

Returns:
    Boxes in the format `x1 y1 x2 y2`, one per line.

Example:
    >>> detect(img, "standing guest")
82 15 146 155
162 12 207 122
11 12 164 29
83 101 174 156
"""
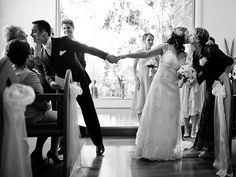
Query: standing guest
6 39 62 166
61 18 86 68
188 27 233 158
180 44 203 138
131 33 159 121
61 18 87 138
31 20 118 156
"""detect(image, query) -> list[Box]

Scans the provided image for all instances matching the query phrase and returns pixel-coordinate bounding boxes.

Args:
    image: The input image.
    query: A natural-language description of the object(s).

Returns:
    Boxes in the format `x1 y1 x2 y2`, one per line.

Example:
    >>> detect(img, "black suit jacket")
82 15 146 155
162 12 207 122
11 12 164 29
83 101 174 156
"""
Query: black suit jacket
195 45 233 88
41 36 108 87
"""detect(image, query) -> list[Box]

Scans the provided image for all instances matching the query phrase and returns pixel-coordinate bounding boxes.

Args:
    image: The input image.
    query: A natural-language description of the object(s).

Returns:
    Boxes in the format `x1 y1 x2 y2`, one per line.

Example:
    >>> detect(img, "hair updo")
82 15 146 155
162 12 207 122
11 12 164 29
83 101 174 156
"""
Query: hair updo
167 27 188 55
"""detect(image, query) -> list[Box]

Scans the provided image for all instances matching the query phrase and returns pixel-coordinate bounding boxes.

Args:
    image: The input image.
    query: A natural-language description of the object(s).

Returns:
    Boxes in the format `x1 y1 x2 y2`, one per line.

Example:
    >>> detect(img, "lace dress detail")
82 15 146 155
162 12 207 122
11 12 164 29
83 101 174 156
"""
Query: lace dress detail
135 50 192 160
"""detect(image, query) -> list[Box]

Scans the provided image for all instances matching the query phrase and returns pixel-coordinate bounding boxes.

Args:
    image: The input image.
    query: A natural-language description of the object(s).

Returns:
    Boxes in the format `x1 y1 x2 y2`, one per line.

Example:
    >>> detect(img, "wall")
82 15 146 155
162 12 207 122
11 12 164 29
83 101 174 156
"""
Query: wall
195 0 236 58
0 0 57 52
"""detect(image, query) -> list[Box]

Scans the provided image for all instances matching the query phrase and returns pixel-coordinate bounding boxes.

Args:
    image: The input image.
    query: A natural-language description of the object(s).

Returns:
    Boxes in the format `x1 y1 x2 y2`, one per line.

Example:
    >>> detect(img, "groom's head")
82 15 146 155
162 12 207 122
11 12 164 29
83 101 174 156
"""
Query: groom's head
31 20 51 43
32 20 51 36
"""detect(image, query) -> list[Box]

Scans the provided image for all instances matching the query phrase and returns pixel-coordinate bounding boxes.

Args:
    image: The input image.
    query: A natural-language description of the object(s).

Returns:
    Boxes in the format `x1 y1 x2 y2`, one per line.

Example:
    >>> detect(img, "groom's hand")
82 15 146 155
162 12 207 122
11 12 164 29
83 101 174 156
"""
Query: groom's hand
106 54 119 64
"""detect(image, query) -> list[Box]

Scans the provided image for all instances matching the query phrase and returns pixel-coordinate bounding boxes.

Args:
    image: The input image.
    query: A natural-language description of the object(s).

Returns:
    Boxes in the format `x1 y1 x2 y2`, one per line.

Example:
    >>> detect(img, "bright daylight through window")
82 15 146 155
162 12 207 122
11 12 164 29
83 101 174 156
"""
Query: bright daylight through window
59 0 194 99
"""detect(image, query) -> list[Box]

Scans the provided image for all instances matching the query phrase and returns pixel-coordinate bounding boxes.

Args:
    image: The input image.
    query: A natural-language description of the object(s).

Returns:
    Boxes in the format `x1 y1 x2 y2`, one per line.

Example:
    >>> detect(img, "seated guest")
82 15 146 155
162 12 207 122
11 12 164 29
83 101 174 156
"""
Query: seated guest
2 25 28 57
6 39 62 166
2 24 55 95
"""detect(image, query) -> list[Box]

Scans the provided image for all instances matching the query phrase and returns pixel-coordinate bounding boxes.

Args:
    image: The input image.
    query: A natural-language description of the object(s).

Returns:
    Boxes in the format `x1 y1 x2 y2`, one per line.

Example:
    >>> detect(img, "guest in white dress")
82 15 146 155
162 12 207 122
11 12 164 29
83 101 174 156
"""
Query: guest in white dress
180 44 205 138
118 27 192 161
131 33 159 121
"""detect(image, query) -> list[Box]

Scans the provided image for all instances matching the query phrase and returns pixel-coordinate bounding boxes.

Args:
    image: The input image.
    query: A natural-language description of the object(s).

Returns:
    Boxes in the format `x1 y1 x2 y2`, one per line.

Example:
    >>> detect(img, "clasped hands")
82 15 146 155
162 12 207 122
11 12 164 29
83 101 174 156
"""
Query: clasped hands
105 54 127 64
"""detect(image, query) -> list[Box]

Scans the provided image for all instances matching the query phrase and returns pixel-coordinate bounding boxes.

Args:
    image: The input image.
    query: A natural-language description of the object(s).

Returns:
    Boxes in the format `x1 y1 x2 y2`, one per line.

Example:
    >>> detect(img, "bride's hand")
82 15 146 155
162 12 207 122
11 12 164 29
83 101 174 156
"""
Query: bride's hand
189 78 197 87
117 54 127 60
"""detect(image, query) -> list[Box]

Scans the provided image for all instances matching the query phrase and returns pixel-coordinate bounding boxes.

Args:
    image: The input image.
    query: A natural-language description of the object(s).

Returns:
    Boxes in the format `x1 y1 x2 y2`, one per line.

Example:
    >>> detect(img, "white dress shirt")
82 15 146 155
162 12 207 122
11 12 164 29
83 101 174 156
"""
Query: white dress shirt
42 37 52 56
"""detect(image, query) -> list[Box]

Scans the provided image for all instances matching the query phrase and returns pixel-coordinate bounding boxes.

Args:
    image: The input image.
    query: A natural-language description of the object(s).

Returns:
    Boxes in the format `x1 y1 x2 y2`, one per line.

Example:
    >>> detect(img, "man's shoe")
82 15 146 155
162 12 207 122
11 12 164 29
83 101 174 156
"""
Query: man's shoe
198 151 214 159
58 147 64 155
96 144 105 156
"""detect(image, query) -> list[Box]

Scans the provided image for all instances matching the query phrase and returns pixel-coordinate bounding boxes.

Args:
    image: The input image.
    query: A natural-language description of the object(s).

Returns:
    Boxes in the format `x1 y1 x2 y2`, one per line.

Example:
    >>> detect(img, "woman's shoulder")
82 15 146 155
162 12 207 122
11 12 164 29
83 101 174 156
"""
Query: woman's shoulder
19 68 40 84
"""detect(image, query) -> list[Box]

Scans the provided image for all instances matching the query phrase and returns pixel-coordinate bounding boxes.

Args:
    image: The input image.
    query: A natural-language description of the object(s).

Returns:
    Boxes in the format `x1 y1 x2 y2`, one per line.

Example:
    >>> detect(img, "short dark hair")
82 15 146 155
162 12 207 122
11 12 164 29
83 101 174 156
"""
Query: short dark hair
195 27 210 48
62 19 75 29
7 39 30 67
32 20 51 36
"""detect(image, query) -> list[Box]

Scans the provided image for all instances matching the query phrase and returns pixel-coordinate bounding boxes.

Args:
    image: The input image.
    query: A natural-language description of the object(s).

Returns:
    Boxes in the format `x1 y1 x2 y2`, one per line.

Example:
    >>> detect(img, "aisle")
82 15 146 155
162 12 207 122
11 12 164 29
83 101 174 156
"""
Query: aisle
72 137 236 177
29 137 236 177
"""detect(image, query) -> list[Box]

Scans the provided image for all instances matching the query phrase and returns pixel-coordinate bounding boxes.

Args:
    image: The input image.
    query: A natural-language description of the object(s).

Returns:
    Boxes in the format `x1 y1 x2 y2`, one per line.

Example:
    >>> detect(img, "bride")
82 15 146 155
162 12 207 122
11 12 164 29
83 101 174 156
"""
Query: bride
118 27 192 161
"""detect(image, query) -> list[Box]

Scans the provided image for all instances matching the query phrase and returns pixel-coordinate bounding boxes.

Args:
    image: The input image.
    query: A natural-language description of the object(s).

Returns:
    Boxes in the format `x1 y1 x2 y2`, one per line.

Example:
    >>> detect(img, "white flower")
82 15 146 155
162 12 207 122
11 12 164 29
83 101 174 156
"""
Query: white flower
70 82 83 96
231 64 236 79
174 28 184 36
177 64 196 82
145 58 158 68
199 57 207 66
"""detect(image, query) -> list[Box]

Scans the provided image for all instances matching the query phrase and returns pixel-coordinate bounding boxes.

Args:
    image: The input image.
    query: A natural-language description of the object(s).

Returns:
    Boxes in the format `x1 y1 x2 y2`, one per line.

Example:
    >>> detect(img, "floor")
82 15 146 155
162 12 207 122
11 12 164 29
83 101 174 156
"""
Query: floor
30 137 236 177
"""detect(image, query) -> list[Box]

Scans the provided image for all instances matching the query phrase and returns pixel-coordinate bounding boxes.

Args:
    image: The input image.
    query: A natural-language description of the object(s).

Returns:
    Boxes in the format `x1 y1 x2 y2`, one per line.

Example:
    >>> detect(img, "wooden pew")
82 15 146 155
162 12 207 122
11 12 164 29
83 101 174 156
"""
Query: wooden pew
0 57 73 177
26 69 72 177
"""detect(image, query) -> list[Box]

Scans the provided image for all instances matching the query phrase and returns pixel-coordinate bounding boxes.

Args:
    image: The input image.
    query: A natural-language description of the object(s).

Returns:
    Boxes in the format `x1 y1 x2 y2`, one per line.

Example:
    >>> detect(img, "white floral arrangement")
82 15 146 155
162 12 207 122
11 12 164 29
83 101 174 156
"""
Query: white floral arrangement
145 58 158 68
177 64 197 88
199 57 208 66
228 64 236 80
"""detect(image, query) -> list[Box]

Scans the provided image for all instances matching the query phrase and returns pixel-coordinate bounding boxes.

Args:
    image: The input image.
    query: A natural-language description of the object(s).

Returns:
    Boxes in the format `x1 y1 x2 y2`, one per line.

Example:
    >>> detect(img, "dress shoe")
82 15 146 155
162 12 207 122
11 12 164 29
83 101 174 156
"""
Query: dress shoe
58 146 64 155
96 144 105 156
30 150 46 167
198 151 214 159
47 150 63 165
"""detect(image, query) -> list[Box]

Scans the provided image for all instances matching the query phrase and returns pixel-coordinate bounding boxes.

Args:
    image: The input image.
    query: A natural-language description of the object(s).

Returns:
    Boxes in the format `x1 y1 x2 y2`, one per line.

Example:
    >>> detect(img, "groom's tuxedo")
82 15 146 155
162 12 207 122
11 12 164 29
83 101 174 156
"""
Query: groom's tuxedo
41 36 108 146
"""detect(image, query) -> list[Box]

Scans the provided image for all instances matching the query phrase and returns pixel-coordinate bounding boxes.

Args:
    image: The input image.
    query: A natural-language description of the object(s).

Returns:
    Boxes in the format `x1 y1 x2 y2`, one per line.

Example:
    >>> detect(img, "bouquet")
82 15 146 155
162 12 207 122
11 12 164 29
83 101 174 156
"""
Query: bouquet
145 58 159 77
145 58 159 68
177 64 196 88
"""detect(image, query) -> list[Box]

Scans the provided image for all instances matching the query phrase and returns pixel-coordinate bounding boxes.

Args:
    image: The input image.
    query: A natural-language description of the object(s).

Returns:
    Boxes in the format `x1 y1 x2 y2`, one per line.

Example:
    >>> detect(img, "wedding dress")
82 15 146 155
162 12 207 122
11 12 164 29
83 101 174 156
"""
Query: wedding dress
135 50 192 161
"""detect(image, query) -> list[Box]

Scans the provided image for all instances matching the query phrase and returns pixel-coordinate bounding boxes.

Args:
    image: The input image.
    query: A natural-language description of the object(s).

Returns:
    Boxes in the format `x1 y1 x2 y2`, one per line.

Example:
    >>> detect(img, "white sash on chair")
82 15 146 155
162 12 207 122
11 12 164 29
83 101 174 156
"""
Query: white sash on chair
67 83 88 177
1 84 35 177
212 81 233 177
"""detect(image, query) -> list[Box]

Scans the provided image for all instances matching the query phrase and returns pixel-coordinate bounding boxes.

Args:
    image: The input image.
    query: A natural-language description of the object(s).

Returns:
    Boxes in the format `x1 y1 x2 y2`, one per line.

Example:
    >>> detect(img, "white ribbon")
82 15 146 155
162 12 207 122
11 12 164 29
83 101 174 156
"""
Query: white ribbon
212 81 233 177
67 83 87 176
1 84 35 177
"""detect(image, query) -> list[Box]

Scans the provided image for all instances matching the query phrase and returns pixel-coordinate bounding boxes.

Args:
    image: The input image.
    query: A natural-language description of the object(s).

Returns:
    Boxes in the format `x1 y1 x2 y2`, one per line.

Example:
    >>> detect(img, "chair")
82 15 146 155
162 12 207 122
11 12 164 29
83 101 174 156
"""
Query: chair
0 57 73 177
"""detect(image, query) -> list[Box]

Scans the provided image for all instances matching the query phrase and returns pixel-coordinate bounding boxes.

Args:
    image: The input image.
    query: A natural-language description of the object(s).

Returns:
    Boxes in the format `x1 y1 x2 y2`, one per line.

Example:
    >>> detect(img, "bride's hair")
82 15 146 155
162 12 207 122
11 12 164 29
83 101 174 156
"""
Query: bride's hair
166 27 187 55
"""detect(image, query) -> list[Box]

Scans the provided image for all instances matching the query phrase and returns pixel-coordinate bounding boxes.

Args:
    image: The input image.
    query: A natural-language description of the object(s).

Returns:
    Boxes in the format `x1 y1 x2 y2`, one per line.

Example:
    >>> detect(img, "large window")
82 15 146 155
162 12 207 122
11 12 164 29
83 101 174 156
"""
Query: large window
59 0 194 99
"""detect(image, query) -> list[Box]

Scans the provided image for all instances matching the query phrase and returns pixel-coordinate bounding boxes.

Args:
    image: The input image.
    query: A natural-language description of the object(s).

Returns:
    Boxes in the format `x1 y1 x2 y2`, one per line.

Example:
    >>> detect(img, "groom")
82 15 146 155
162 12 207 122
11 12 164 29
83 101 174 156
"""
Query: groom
30 20 118 156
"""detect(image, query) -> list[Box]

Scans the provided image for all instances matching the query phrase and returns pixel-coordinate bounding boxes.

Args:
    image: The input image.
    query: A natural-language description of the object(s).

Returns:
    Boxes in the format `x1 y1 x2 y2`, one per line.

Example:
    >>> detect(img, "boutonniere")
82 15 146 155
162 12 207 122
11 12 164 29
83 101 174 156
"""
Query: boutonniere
59 50 66 56
199 57 208 66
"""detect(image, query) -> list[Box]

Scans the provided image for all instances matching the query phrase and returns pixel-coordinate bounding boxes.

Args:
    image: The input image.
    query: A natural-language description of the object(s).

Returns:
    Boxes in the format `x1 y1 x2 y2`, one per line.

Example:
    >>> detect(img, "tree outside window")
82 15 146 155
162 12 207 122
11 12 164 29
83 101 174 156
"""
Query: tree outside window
60 0 194 99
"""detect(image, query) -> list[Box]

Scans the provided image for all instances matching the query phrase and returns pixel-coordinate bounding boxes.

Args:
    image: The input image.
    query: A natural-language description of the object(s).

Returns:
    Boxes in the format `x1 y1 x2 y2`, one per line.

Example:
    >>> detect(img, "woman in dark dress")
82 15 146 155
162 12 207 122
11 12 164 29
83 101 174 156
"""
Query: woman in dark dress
189 27 234 158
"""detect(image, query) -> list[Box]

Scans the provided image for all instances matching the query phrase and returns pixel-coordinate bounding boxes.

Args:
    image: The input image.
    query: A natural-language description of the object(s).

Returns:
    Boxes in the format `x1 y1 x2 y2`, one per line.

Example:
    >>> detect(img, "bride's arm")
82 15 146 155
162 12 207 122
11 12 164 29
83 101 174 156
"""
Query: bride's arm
118 43 168 59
